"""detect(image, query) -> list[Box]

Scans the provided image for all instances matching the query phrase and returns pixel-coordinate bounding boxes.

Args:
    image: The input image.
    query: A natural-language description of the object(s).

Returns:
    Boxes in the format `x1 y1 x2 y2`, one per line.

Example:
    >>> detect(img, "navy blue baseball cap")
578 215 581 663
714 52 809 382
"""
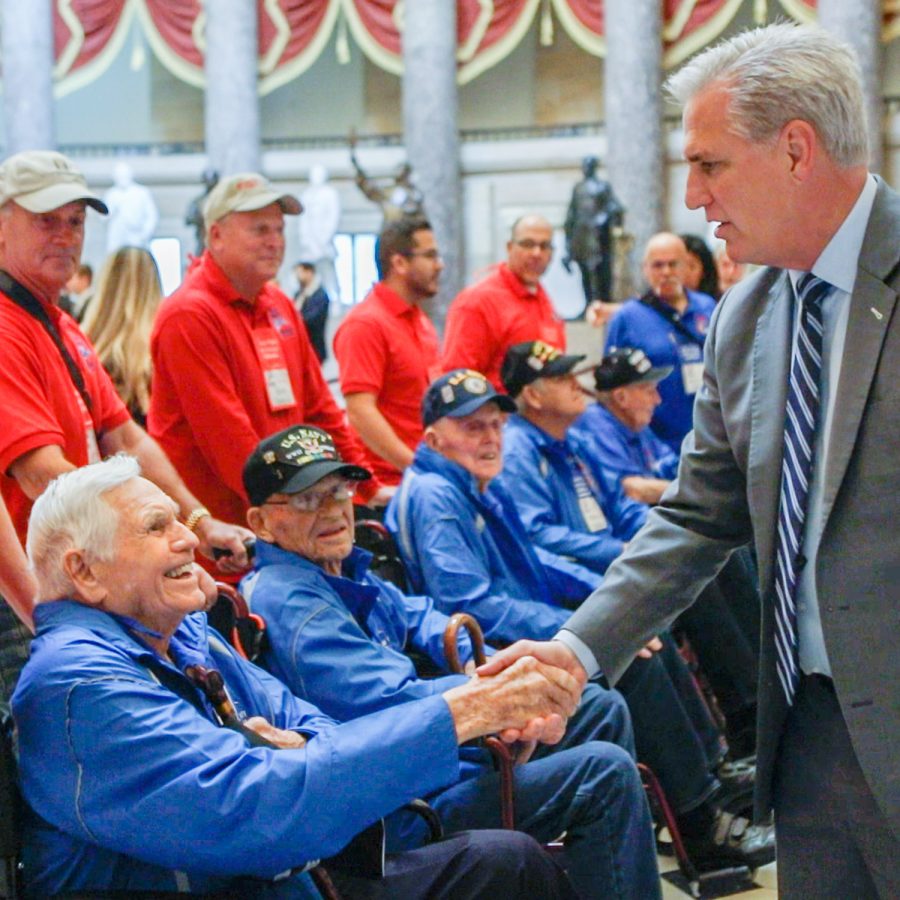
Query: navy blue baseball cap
593 347 673 392
500 341 587 398
422 369 516 427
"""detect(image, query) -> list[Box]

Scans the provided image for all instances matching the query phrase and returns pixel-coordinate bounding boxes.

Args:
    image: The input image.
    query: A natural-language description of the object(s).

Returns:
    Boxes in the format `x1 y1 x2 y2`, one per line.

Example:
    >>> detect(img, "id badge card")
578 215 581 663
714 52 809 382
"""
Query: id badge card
73 388 100 463
677 343 703 395
252 327 296 412
578 495 608 532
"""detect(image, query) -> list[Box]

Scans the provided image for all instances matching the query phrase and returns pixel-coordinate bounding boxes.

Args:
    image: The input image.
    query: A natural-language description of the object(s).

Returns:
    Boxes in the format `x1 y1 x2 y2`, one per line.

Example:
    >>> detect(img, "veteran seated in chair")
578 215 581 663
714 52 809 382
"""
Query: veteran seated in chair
11 455 586 900
241 424 661 900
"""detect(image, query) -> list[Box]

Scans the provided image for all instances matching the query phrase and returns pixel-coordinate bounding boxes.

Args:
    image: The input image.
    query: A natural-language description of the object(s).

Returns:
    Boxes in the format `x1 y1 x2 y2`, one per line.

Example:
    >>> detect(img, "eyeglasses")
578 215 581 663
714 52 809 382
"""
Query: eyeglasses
513 239 553 252
404 250 442 261
265 480 357 513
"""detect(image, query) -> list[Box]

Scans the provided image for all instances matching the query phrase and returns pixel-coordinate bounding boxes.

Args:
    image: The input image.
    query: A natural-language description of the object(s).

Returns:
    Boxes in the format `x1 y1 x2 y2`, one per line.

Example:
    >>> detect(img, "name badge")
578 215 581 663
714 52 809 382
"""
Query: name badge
73 388 100 463
681 362 704 395
253 327 296 412
578 495 608 533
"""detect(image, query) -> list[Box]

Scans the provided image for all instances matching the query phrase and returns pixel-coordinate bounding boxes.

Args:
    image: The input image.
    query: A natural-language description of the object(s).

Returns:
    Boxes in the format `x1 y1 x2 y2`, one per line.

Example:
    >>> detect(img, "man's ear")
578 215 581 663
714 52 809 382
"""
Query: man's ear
246 506 274 543
423 426 439 450
521 382 542 412
62 549 106 606
782 119 817 181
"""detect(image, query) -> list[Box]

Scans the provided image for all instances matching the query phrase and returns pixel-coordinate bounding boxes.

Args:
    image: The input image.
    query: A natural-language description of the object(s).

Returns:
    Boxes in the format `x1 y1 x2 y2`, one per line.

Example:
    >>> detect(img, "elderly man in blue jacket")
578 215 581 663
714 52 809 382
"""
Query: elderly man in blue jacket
12 455 587 899
241 423 660 900
388 367 775 873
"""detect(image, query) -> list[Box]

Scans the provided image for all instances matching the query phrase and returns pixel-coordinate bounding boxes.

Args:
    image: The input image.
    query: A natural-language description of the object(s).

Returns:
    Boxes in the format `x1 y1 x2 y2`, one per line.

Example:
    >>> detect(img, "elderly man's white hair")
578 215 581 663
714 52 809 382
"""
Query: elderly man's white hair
27 454 141 602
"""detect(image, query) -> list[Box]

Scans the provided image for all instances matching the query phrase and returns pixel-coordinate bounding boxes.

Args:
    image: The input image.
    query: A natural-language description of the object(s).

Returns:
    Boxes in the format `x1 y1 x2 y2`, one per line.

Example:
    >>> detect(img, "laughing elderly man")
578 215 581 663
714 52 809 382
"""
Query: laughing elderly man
12 455 582 899
240 424 660 900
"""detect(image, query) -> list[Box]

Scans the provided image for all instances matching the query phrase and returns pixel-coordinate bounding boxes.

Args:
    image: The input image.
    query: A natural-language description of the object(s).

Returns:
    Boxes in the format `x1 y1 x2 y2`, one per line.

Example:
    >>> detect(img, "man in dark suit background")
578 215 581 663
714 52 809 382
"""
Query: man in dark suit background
483 23 900 898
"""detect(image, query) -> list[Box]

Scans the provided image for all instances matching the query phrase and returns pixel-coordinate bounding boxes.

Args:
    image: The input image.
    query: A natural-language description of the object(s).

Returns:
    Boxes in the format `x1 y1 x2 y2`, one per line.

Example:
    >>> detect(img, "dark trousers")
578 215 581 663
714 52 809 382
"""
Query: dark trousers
329 830 578 899
774 674 900 899
0 599 31 712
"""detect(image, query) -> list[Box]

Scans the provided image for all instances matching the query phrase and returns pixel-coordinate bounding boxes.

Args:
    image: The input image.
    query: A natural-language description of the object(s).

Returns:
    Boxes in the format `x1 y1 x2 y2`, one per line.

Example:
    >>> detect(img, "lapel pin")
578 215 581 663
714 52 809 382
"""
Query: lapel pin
870 307 883 321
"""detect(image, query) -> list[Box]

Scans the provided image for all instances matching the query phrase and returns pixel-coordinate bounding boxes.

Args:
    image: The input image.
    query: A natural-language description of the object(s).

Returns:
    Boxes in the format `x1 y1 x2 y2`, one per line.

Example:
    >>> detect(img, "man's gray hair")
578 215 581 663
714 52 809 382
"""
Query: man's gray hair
666 23 868 168
27 455 141 602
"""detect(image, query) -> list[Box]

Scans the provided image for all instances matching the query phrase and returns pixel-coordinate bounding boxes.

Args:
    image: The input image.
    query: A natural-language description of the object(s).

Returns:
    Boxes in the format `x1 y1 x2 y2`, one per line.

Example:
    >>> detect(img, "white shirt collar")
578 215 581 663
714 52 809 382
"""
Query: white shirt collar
788 173 877 295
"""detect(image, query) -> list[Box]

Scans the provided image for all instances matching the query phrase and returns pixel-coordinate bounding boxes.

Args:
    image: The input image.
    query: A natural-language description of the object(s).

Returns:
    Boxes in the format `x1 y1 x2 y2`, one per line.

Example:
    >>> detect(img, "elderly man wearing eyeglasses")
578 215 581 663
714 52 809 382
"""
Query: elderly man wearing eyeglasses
241 423 662 900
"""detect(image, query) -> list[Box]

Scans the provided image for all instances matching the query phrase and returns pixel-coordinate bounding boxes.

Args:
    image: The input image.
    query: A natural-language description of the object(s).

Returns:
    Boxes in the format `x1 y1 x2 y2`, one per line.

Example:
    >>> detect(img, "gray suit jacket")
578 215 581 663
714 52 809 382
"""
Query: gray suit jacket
567 179 900 834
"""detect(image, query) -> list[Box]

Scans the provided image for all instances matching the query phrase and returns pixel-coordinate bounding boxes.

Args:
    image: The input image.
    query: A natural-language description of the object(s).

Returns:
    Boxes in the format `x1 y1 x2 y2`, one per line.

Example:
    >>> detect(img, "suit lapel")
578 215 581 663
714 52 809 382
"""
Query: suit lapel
747 270 793 593
822 185 900 522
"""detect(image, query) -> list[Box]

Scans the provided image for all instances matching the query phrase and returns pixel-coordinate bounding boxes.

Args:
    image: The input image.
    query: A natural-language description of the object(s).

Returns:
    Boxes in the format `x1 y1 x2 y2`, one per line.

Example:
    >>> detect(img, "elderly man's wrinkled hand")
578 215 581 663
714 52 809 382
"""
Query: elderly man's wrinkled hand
443 655 579 746
242 716 307 749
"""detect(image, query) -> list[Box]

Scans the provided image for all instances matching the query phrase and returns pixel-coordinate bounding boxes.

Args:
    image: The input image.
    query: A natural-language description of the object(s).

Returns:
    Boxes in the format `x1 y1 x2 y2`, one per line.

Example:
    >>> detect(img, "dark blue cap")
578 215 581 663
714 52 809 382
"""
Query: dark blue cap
422 369 516 427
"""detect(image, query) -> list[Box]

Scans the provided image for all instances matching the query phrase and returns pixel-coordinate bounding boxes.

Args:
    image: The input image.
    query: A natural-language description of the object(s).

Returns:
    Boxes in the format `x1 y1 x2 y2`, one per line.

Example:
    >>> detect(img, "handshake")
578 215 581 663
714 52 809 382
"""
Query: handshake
443 640 588 747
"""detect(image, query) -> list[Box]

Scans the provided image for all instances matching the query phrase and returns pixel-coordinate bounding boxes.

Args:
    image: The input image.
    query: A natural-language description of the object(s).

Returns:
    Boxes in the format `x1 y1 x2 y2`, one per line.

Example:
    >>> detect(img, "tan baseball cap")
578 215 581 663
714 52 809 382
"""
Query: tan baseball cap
0 150 107 214
203 172 302 226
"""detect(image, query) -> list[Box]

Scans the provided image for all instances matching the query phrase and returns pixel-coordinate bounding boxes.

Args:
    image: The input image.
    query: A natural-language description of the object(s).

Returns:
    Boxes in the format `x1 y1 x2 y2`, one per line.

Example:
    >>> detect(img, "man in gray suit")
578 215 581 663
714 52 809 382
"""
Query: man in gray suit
483 23 899 898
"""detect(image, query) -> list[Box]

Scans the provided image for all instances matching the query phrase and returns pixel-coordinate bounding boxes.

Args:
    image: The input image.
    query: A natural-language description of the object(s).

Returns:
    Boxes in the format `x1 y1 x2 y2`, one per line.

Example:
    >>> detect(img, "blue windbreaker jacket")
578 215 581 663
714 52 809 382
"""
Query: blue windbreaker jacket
12 600 460 897
386 444 601 644
242 541 472 721
572 402 680 485
497 416 647 576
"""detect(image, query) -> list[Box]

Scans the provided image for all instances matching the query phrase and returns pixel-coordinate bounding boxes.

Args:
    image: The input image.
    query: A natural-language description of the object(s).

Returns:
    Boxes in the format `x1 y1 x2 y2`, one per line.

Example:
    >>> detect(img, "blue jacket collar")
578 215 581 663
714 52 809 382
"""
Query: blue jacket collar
507 413 572 459
253 540 379 630
411 443 483 498
33 599 211 671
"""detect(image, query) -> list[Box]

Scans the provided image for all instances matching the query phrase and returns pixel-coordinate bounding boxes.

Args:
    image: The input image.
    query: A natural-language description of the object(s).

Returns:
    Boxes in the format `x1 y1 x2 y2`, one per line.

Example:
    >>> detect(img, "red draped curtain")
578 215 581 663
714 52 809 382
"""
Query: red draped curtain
48 0 898 96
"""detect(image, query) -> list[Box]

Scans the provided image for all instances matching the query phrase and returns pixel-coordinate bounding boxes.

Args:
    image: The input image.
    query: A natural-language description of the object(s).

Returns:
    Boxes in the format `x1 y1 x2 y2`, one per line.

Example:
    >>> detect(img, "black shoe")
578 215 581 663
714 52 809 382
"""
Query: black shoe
683 809 776 872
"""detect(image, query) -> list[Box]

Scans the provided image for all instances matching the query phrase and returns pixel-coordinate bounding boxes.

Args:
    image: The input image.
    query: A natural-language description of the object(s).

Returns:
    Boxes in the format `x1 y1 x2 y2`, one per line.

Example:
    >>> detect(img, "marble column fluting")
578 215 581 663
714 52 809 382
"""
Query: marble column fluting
203 0 261 175
603 0 664 288
817 0 883 174
401 0 461 331
1 0 55 154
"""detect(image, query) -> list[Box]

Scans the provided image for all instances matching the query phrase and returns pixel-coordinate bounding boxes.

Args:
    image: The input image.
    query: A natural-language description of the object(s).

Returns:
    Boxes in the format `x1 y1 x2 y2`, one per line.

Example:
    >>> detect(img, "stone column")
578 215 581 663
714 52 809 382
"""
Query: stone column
402 0 461 330
1 0 55 153
204 0 260 174
603 0 664 289
818 0 883 174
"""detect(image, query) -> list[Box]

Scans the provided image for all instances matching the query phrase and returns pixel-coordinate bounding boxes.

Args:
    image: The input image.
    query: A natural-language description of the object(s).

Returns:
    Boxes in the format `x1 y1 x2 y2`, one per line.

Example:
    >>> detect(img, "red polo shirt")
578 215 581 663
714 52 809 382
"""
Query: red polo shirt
149 252 376 531
0 293 130 542
442 263 567 390
333 282 440 485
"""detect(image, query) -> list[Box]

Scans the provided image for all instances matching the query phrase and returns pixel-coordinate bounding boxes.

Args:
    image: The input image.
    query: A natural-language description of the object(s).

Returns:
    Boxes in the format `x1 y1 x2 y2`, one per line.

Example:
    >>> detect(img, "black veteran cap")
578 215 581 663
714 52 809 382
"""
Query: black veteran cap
500 340 586 398
592 347 673 392
243 425 371 506
422 369 516 427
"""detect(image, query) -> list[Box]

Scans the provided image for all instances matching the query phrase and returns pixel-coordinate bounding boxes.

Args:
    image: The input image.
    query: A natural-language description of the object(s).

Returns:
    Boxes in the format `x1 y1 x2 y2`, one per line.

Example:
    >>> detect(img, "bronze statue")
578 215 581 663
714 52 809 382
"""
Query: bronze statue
185 167 219 256
563 155 624 304
348 130 424 223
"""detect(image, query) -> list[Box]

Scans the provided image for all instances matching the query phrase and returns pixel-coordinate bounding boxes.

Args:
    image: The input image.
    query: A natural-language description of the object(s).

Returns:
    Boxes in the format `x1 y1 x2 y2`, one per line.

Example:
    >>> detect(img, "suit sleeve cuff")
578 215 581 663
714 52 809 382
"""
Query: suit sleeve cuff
555 629 601 679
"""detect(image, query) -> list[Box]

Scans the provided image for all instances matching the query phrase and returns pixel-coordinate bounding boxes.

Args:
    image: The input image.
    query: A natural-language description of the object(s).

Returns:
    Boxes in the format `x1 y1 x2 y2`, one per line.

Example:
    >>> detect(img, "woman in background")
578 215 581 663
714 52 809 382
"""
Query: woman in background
81 246 162 428
679 233 719 300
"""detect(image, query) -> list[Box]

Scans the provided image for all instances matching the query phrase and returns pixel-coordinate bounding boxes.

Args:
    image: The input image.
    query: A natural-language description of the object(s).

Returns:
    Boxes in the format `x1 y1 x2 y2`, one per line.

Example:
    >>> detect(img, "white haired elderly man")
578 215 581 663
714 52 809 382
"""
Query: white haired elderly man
12 455 580 899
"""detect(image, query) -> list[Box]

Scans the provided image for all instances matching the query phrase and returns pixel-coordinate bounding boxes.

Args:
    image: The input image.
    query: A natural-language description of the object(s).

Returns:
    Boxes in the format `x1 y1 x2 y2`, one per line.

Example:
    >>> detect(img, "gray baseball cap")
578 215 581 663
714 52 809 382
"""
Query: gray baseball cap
0 151 107 214
203 172 301 226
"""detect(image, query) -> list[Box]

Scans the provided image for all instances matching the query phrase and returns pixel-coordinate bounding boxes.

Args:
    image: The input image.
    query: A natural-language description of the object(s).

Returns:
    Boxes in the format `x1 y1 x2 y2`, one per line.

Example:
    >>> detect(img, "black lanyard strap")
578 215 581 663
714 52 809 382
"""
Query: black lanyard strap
0 269 93 411
639 290 705 348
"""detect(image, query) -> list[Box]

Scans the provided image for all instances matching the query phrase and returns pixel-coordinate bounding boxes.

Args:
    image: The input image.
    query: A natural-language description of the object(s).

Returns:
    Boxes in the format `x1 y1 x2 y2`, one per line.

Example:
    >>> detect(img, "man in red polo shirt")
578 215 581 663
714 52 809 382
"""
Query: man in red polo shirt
333 217 442 486
150 172 382 542
0 150 251 703
442 215 566 390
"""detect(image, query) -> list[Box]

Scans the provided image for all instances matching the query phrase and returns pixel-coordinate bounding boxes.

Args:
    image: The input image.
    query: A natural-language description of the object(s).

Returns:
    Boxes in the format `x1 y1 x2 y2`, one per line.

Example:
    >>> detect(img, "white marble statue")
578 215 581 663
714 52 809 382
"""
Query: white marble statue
104 162 159 253
298 164 341 303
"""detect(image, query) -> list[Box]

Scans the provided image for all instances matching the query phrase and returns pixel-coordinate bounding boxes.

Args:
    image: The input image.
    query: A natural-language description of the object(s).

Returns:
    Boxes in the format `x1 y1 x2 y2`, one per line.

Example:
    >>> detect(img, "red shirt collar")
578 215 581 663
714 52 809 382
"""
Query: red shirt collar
372 281 419 317
498 262 543 300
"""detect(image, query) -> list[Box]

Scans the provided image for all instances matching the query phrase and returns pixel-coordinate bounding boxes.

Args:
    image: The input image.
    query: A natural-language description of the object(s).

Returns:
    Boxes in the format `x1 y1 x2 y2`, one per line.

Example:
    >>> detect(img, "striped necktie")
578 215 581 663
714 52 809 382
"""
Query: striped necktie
773 273 831 705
